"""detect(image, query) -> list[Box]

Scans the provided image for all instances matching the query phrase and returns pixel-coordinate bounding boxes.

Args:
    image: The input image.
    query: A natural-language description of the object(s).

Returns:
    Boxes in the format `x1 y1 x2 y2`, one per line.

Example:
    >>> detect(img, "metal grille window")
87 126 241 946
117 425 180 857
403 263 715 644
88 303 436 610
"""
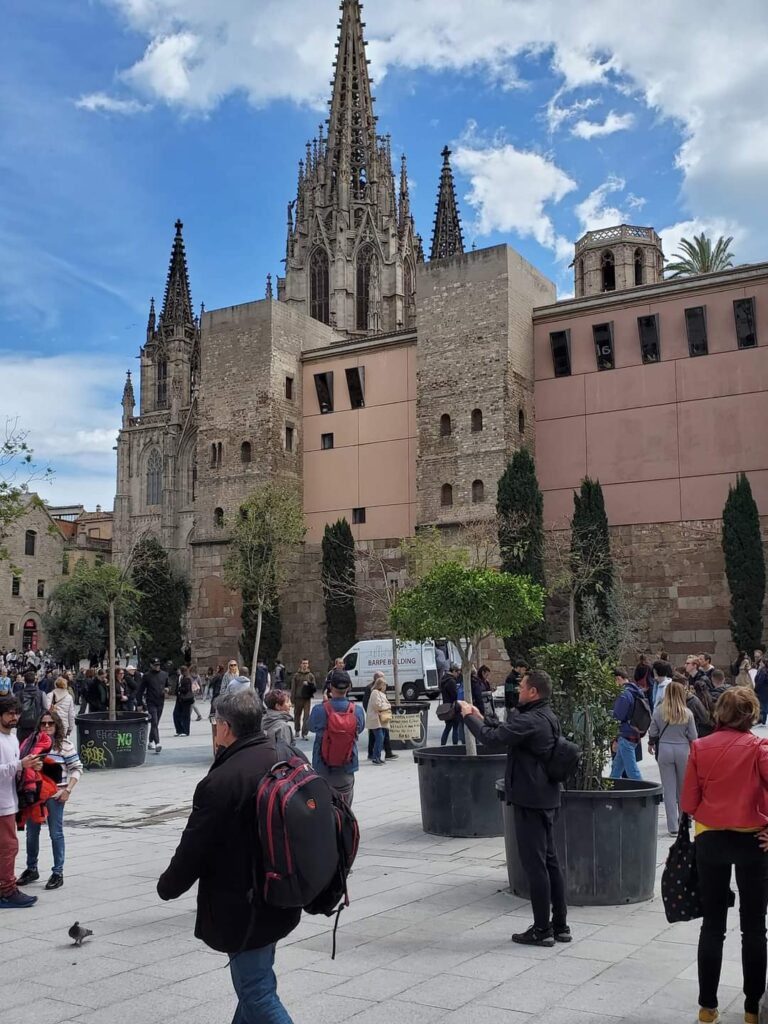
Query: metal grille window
550 330 572 377
734 298 758 349
593 322 615 371
685 306 708 357
638 315 661 363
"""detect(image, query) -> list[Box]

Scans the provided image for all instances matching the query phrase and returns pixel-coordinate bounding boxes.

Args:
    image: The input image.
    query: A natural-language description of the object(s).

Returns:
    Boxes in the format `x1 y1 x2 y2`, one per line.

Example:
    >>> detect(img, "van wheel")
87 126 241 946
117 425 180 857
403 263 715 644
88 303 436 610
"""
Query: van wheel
402 683 419 703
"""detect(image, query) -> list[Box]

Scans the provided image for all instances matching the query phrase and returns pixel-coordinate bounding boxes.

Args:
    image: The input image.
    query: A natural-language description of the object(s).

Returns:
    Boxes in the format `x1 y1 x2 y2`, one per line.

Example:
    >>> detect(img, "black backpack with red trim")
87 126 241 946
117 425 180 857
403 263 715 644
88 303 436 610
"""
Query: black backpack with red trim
255 757 360 955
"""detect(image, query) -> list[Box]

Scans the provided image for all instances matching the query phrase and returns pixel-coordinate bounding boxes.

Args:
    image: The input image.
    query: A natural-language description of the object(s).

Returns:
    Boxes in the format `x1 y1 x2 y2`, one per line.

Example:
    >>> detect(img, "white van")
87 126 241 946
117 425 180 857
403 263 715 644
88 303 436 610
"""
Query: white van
342 639 460 702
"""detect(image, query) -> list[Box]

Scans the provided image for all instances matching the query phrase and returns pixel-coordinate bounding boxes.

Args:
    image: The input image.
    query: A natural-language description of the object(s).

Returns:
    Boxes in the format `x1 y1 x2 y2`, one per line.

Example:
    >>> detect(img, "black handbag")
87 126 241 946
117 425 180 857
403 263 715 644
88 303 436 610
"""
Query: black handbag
661 813 702 922
436 702 457 722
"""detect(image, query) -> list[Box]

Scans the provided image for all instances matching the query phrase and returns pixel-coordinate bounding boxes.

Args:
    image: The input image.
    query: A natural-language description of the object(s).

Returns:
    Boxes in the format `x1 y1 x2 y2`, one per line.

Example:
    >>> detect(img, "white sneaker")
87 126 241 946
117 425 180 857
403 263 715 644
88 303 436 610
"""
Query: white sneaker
148 741 156 750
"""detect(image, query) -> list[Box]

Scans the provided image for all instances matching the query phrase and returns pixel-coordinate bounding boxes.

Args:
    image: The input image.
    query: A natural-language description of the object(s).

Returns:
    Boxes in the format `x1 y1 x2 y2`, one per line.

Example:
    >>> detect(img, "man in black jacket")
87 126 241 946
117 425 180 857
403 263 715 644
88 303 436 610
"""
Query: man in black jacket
136 658 168 754
459 669 569 948
157 689 299 1023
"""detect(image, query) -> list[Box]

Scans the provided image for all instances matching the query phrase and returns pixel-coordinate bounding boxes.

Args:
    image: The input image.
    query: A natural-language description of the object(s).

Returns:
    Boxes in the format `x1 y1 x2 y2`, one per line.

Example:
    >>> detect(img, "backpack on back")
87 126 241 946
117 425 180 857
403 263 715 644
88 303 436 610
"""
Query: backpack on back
256 756 360 958
629 692 652 737
18 689 40 730
320 703 358 768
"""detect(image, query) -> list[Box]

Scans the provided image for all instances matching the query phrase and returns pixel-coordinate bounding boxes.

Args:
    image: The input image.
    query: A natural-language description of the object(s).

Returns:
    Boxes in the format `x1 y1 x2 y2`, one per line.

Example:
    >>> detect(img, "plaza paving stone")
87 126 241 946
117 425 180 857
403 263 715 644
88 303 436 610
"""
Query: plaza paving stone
3 707 764 1024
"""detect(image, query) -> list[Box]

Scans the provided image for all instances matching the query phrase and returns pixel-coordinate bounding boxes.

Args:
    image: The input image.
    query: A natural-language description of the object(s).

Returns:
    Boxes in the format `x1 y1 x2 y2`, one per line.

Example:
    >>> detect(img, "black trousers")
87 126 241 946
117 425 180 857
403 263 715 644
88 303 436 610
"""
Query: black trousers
147 703 163 745
696 830 768 1014
173 702 192 736
513 805 567 932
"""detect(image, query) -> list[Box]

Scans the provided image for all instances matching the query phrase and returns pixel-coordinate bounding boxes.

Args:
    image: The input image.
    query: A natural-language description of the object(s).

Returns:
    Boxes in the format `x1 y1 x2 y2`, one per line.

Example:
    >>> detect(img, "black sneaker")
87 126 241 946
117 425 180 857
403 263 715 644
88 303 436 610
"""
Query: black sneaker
385 754 400 760
0 889 37 909
17 869 39 886
511 925 555 948
45 874 64 891
553 925 572 943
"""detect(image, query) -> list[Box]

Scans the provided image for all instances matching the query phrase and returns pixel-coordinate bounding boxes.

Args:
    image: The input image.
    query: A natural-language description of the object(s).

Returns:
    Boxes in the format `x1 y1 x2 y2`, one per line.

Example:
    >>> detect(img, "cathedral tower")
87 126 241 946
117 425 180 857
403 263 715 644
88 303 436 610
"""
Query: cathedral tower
430 146 465 261
573 224 665 297
281 0 420 335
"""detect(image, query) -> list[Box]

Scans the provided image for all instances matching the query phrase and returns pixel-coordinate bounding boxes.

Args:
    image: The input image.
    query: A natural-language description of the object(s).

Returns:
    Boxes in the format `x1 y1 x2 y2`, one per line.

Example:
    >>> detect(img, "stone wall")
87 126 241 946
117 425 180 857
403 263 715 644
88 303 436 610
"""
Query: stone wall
0 503 65 651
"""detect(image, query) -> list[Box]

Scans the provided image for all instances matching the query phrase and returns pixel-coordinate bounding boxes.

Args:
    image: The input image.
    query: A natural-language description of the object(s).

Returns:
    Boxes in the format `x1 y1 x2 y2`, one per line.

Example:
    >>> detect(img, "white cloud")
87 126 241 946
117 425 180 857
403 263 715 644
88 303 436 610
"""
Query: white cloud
575 175 635 232
0 353 123 510
91 0 768 261
75 92 149 115
546 96 599 133
453 141 576 256
659 218 743 267
571 111 635 140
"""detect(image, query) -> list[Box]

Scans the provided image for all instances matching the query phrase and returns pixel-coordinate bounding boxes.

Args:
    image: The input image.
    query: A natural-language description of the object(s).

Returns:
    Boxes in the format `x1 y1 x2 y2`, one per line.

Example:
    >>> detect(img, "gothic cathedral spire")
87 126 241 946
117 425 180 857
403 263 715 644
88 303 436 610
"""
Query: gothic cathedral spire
430 147 465 261
160 219 194 331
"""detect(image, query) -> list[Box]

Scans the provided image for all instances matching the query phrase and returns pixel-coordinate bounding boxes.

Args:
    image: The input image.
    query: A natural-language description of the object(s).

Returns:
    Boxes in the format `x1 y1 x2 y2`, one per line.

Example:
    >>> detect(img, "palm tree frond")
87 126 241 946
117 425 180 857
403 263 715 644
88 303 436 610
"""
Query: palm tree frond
665 233 736 278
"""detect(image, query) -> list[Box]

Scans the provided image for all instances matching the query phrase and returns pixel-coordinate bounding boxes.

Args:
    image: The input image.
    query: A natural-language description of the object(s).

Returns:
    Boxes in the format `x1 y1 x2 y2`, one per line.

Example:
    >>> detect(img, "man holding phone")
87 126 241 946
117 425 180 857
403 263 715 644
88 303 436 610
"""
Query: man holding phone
0 696 43 908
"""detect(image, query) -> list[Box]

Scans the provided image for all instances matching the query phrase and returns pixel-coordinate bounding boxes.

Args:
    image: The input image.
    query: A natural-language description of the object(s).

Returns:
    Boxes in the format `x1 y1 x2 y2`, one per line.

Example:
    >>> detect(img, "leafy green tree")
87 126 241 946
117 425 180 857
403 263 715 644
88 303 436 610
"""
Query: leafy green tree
722 473 766 654
666 233 735 278
389 562 545 753
224 484 305 687
322 519 357 660
43 589 104 669
497 449 546 662
131 537 190 668
1 418 52 564
571 478 613 635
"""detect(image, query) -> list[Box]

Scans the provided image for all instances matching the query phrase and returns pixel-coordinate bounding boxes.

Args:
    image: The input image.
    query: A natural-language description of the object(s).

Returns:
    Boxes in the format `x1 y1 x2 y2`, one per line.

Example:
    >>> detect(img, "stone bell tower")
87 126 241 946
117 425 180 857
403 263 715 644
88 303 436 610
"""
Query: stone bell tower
574 224 665 298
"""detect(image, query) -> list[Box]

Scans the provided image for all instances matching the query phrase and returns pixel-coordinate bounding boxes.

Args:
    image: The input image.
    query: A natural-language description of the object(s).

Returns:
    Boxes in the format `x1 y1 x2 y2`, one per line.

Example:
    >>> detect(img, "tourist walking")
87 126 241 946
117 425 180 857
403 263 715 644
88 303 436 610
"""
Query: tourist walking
648 680 697 835
458 670 569 948
157 689 299 1023
46 677 76 736
504 661 527 720
439 666 464 746
18 709 82 891
189 666 204 721
307 672 364 805
0 696 44 908
609 670 648 781
17 671 45 745
290 660 316 740
137 658 168 754
173 668 194 737
736 658 754 689
680 674 714 738
365 676 392 765
221 660 241 692
681 687 768 1024
364 673 397 761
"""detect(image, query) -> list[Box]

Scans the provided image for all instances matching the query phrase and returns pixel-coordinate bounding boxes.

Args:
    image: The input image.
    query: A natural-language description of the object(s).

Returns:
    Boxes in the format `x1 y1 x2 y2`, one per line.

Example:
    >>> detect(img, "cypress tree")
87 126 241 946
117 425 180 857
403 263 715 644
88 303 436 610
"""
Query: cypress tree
131 537 190 668
722 472 765 653
571 478 613 631
322 519 357 660
497 449 546 661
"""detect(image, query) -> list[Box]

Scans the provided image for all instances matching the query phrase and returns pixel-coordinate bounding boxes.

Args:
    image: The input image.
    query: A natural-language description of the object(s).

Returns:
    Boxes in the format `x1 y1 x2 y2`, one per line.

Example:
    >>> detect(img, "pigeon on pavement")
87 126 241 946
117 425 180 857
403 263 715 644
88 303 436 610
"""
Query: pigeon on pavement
68 922 93 947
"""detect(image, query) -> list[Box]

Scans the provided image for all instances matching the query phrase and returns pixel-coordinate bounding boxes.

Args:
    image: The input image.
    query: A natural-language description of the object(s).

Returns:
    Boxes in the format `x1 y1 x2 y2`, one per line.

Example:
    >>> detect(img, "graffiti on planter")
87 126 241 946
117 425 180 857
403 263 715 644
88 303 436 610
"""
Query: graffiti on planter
116 732 133 751
80 741 113 770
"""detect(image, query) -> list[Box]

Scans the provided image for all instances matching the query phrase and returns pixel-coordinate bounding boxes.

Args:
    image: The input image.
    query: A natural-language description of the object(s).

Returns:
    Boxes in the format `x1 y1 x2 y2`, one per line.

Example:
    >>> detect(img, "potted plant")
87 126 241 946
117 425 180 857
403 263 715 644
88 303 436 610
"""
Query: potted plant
497 641 663 906
389 561 545 837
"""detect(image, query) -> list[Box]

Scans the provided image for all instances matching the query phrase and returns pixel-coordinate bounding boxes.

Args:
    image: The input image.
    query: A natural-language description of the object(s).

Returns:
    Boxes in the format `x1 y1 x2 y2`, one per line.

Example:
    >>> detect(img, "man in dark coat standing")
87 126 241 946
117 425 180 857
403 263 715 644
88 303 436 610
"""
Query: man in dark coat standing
458 669 569 948
136 658 168 754
157 689 299 1022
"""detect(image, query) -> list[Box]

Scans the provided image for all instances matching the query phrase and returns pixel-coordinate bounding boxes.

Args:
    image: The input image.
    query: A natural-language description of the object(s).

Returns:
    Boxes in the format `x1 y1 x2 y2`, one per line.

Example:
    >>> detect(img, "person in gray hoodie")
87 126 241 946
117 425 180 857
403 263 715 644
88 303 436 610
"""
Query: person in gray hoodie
262 691 295 746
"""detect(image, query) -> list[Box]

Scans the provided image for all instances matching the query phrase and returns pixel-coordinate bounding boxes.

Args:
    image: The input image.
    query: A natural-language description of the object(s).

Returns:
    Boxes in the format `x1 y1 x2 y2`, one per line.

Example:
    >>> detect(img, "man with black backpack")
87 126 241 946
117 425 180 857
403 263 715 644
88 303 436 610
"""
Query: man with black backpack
16 672 44 745
157 689 301 1022
610 669 651 781
308 671 364 806
458 670 571 948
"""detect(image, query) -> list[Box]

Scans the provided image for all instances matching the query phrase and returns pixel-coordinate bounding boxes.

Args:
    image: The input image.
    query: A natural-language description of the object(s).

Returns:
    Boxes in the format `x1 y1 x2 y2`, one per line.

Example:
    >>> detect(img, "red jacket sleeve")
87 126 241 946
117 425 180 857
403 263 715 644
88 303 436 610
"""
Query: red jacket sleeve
680 741 702 816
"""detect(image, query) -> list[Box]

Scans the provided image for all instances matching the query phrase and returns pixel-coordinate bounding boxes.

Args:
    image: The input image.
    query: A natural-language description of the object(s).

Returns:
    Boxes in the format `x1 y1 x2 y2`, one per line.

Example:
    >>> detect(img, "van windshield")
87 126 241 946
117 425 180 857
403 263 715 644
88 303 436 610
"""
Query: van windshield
344 653 358 670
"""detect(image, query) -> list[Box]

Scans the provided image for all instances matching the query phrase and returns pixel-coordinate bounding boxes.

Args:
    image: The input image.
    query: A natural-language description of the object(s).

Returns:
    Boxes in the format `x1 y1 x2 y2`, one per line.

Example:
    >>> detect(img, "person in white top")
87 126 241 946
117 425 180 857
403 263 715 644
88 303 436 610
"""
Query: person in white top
46 677 76 736
365 677 392 766
0 695 43 908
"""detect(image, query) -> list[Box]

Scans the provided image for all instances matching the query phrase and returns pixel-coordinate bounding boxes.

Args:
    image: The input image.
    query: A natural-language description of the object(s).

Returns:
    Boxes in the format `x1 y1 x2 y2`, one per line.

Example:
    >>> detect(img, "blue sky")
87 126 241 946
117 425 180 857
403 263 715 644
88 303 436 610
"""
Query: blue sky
2 0 767 509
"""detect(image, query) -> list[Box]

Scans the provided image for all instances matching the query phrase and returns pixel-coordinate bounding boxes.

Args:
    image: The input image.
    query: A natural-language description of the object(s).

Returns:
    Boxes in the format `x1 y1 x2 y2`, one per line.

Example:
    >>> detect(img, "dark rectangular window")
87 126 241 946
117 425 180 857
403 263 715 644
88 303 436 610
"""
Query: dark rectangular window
37 580 45 598
321 433 334 450
9 622 14 637
285 376 294 400
352 508 366 525
345 366 365 409
592 322 615 371
685 306 708 357
62 552 69 575
549 330 571 377
11 577 20 597
637 314 661 363
314 372 334 414
285 425 295 453
734 297 758 349
156 359 168 409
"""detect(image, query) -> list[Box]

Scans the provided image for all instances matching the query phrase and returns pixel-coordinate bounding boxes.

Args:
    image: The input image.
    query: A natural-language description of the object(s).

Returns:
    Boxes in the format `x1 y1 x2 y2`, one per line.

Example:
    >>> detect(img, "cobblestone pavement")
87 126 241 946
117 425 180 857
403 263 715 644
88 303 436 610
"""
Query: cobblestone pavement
4 708 760 1024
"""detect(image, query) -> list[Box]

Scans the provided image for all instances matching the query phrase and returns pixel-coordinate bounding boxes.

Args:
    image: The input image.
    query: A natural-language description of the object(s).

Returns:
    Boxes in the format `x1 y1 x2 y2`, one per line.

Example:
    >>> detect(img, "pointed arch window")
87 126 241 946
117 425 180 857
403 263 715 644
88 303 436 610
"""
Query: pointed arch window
440 414 452 437
241 441 252 464
518 408 526 435
309 248 330 325
601 250 616 292
190 344 200 401
441 484 453 508
156 358 168 409
471 409 483 433
214 507 224 529
146 449 162 506
634 248 644 287
403 260 416 327
472 480 485 504
576 258 585 297
356 245 378 332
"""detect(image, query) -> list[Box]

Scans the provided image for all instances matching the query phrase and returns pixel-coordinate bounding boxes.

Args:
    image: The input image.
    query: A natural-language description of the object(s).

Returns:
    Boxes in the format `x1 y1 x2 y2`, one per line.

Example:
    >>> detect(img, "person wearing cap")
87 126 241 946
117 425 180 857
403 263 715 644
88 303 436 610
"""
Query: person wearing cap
124 665 142 712
308 670 364 805
137 658 169 754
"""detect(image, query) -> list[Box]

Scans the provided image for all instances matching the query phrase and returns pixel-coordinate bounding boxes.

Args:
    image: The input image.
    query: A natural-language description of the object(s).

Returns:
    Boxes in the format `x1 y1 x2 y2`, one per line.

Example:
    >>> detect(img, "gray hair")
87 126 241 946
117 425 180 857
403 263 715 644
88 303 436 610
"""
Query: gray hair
214 688 263 739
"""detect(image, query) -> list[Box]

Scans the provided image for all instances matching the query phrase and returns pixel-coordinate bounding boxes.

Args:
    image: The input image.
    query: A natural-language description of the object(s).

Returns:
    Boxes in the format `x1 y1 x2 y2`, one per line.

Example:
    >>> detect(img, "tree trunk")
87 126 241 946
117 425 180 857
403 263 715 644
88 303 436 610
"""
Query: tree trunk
568 591 577 645
251 605 264 688
108 601 117 721
462 656 478 756
391 633 401 706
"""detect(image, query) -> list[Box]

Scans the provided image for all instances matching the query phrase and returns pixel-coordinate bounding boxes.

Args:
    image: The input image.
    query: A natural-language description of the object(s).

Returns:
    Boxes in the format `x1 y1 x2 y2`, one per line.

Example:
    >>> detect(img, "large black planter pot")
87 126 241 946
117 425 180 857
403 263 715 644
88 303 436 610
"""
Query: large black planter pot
388 703 430 751
413 746 507 838
497 778 664 906
75 712 150 771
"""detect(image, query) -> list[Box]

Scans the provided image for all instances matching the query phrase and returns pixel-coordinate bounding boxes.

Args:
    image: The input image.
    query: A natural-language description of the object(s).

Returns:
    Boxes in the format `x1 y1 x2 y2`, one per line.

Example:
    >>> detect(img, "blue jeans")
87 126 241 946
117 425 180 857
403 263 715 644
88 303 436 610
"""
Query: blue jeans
229 944 293 1024
610 737 642 781
440 718 465 745
371 728 385 761
759 694 768 725
26 795 66 875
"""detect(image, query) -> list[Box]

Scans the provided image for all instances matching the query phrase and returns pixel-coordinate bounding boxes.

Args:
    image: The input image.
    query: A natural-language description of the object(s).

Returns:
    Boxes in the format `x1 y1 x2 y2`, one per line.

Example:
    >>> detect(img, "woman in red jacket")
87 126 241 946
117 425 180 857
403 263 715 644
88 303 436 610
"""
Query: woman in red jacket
681 686 768 1024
